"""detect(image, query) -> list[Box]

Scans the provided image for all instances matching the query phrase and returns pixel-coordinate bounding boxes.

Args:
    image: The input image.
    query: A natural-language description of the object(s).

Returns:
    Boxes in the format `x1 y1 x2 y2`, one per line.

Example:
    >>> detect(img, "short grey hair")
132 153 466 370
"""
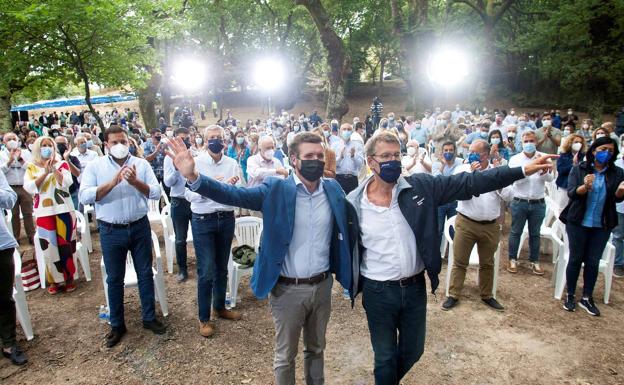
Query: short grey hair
203 124 224 137
521 130 536 141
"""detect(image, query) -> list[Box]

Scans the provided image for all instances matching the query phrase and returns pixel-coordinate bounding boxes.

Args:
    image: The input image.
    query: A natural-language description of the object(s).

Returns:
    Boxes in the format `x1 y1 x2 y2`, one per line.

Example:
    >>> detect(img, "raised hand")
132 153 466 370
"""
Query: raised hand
124 164 138 185
523 154 558 176
470 161 481 172
165 137 198 182
584 174 595 191
226 175 239 185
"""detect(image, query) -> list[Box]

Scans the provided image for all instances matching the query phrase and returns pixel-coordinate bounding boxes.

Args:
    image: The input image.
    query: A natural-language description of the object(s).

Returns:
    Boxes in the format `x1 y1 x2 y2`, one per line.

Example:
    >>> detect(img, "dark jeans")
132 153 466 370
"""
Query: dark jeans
0 248 16 348
336 174 359 195
565 223 611 297
362 274 427 385
191 212 235 322
508 200 545 262
171 197 192 274
437 201 457 240
612 212 624 267
99 216 155 328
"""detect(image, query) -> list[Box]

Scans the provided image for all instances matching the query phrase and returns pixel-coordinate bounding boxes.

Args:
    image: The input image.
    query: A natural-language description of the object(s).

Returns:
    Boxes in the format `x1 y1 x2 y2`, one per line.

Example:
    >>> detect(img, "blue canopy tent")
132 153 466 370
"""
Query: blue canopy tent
11 94 136 112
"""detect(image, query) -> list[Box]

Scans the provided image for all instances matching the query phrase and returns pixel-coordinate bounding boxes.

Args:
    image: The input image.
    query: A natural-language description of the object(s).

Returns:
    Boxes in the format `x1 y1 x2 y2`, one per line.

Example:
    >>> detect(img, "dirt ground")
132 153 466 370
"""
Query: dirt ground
2 213 624 385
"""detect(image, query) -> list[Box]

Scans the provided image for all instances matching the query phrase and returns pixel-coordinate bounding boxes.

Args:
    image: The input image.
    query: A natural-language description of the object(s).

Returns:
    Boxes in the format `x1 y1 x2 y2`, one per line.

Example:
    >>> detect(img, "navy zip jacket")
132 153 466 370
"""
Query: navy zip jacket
346 166 525 298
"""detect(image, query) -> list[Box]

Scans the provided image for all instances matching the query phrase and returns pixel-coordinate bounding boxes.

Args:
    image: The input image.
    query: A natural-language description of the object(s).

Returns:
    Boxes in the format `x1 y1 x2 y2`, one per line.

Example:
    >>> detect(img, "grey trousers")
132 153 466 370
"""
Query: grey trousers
269 275 333 385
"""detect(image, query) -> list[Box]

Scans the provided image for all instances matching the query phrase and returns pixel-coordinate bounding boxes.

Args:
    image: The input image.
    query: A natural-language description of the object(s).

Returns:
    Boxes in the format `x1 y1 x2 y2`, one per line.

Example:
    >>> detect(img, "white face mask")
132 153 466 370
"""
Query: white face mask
262 149 275 160
109 143 129 159
542 120 552 127
596 133 606 139
6 140 18 150
582 124 589 129
166 131 173 138
195 137 203 145
407 147 417 156
571 142 582 152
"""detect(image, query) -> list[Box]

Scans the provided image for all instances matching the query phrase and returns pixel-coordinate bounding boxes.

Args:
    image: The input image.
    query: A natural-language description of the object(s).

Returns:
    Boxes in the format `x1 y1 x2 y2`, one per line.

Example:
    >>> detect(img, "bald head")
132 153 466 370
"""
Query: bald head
259 135 275 152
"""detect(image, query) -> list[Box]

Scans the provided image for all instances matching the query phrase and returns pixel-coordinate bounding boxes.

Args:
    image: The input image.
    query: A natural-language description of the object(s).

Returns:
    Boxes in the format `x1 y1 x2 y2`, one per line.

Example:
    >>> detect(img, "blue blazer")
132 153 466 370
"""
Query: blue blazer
190 174 352 299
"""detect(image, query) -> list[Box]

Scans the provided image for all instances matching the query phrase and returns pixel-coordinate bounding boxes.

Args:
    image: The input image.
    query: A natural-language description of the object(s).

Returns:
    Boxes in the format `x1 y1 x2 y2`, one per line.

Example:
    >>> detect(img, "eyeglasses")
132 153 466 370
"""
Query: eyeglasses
373 152 402 161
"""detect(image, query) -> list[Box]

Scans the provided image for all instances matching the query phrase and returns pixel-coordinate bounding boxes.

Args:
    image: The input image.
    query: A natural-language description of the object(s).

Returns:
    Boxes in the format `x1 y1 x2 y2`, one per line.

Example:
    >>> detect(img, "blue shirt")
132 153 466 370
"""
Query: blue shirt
465 131 489 145
0 172 18 251
280 174 332 278
79 155 161 224
582 167 607 228
163 155 186 198
142 140 165 179
433 157 464 176
409 126 428 144
333 139 365 176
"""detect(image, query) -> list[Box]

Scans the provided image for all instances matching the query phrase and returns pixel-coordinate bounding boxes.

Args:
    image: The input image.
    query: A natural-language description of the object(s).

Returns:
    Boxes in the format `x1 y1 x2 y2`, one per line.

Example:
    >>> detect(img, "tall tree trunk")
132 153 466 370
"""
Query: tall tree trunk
0 83 12 132
138 70 160 131
378 58 386 96
81 74 105 130
295 0 350 120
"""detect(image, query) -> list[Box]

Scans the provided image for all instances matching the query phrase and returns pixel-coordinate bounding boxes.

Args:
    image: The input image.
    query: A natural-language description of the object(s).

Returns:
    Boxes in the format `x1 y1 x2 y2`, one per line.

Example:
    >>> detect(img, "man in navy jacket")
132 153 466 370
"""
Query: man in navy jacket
345 132 556 385
167 132 351 385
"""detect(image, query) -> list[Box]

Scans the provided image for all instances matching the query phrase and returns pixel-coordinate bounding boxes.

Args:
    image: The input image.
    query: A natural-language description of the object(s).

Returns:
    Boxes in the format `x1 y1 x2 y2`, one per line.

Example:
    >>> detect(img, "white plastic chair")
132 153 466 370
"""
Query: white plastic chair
82 204 94 252
13 250 34 341
517 196 560 263
553 226 615 304
100 231 169 316
74 211 92 281
147 187 170 228
228 217 262 308
443 216 501 299
5 209 13 237
34 233 84 289
161 203 193 274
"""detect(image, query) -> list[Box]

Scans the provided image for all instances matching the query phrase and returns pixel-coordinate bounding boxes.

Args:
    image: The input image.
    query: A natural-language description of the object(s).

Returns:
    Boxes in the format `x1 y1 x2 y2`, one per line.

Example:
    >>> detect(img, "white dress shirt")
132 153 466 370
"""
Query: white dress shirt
184 153 241 213
246 153 285 188
332 139 365 176
454 163 514 221
0 148 31 185
359 179 424 281
508 151 554 199
71 149 99 182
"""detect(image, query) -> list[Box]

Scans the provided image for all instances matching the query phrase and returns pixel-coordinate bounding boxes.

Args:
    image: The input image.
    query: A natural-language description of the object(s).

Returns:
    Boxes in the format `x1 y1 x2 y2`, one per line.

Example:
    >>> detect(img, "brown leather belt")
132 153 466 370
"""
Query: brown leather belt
278 271 330 285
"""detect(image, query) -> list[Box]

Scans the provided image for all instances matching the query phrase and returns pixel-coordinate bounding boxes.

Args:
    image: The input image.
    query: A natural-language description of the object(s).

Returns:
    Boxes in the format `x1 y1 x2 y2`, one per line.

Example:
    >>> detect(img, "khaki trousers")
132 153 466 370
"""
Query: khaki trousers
10 185 35 240
448 214 499 299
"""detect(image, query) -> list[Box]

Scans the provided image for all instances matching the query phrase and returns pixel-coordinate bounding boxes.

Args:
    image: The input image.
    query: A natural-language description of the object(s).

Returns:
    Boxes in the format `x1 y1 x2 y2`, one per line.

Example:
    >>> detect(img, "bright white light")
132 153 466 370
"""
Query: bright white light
171 58 207 92
426 48 469 88
254 58 285 91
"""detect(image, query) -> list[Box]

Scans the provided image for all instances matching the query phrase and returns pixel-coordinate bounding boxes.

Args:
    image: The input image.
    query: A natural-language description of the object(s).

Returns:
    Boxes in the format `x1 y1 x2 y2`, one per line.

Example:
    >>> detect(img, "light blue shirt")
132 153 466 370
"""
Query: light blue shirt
409 126 428 144
333 139 365 176
582 166 607 228
465 131 489 145
163 156 186 198
0 172 18 250
79 155 160 224
281 174 332 278
433 157 464 176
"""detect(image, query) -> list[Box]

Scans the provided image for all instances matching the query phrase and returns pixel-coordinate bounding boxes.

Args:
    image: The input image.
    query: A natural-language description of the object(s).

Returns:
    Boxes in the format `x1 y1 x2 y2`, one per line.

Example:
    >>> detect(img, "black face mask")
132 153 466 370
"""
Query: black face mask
182 138 191 149
56 144 67 155
297 159 325 182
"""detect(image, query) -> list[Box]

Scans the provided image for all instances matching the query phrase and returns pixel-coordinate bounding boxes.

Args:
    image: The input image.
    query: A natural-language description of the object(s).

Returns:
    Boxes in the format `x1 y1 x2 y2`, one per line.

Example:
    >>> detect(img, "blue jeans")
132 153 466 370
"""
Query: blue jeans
171 197 192 274
612 212 624 267
191 212 235 322
98 216 155 328
565 223 611 297
362 274 427 385
71 190 79 212
437 201 457 240
508 200 545 262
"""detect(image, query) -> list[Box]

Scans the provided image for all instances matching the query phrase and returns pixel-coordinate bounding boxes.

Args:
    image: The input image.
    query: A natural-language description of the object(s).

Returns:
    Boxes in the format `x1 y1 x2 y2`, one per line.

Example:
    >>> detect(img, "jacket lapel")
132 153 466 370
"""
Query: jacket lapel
284 175 297 235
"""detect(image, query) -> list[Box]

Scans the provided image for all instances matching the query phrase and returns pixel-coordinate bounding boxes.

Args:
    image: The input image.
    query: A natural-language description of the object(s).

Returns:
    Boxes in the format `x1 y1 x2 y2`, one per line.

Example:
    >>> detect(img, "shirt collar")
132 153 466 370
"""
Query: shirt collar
293 172 324 195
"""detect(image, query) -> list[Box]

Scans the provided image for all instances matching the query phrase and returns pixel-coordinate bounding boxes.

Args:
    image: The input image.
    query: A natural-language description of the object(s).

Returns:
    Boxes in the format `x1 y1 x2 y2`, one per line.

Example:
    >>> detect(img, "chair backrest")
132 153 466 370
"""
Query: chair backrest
443 215 456 245
124 231 163 274
13 249 21 278
160 184 170 206
75 210 86 236
148 198 160 214
160 204 174 236
234 217 263 248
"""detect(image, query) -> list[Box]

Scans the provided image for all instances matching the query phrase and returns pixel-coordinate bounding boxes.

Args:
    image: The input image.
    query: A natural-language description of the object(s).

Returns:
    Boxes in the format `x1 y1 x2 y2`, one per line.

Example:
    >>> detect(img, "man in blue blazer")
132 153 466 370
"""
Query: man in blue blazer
167 132 351 385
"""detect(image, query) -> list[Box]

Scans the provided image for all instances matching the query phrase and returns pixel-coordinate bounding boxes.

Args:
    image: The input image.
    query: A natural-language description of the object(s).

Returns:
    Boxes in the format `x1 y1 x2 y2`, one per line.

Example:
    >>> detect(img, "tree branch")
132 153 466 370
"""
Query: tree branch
492 0 515 26
452 0 487 21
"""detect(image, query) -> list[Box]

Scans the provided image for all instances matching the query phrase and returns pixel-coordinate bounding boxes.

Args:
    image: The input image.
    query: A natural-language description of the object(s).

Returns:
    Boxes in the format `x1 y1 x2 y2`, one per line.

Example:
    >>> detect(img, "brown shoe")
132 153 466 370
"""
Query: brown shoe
199 321 215 338
531 262 545 276
507 259 518 273
216 309 242 321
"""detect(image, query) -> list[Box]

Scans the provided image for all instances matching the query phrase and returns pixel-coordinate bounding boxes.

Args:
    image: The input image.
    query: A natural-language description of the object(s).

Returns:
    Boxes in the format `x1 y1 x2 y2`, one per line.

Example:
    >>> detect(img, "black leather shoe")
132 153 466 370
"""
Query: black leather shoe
482 298 505 312
106 326 127 348
2 345 28 365
176 271 188 283
143 319 166 334
441 297 458 311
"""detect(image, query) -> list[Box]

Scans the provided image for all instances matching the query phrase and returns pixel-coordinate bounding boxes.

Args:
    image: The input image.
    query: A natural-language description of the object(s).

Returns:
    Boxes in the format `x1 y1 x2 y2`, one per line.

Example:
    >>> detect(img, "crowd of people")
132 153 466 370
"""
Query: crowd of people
1 101 624 385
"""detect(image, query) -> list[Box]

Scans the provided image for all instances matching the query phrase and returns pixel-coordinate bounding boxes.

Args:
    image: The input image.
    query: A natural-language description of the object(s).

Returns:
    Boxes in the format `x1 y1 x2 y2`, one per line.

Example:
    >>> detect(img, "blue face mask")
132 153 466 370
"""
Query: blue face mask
523 142 536 154
468 152 481 164
595 149 612 164
443 152 454 161
479 131 488 138
41 146 53 159
207 138 224 154
377 160 402 184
